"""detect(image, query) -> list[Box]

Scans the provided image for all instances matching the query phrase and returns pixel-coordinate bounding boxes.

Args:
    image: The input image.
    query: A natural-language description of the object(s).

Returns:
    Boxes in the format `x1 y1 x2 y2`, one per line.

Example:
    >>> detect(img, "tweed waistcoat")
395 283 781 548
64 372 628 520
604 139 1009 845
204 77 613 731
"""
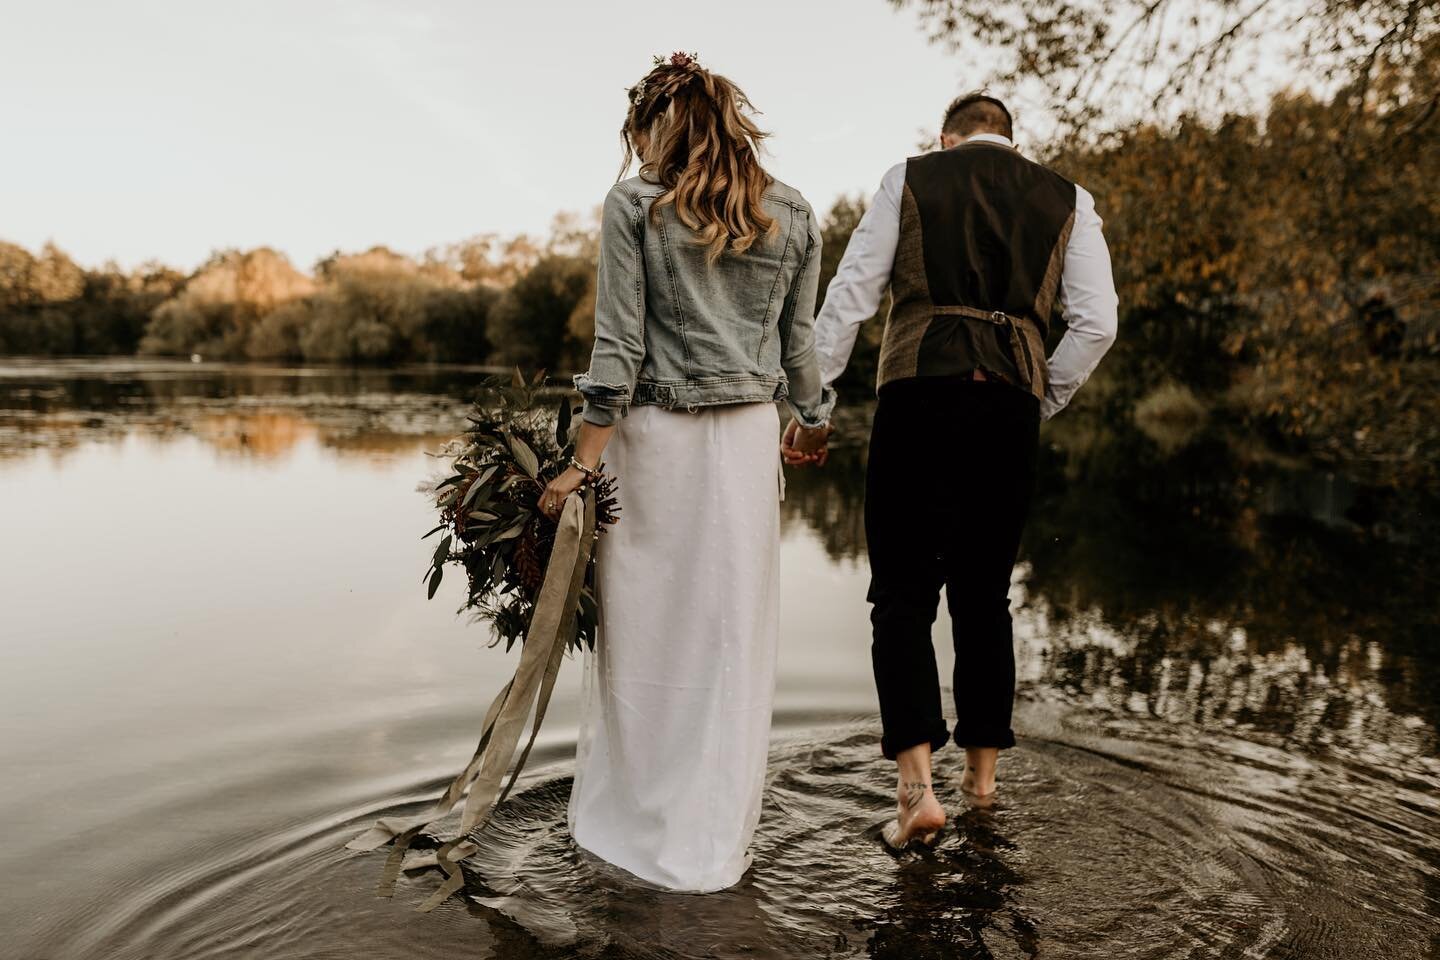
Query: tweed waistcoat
878 140 1078 400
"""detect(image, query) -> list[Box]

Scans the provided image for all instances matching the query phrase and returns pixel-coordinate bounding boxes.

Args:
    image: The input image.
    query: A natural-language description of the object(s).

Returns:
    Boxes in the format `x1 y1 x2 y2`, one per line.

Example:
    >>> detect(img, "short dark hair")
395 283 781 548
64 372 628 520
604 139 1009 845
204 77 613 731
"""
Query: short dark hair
941 92 1013 141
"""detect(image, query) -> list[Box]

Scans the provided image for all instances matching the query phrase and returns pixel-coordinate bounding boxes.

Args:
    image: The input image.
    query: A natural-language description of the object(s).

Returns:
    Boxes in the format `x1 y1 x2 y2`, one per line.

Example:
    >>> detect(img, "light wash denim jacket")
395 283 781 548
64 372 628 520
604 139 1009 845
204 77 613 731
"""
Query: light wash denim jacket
573 173 835 429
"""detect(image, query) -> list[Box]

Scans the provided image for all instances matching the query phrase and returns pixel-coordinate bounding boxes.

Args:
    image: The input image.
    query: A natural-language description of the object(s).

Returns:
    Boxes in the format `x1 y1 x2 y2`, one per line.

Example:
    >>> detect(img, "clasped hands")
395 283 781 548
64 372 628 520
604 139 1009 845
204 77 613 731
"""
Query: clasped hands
781 418 833 468
536 420 828 521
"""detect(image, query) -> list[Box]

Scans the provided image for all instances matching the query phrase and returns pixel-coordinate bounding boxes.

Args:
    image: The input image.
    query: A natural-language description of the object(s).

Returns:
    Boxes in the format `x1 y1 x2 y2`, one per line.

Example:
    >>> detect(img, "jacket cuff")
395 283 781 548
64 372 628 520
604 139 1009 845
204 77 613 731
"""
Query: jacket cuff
573 372 631 426
787 384 836 430
580 399 622 426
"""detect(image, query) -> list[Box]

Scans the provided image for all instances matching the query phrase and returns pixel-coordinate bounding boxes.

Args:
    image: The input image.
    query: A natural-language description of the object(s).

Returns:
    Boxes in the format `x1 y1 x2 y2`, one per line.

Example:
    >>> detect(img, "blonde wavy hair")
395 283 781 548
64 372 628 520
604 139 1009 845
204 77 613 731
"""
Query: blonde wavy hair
620 55 778 263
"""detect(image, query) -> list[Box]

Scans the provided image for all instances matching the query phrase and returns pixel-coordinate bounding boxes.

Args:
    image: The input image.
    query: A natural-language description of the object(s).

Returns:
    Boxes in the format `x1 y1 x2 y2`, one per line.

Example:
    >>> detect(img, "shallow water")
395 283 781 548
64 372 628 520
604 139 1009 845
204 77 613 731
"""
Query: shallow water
2 357 1436 959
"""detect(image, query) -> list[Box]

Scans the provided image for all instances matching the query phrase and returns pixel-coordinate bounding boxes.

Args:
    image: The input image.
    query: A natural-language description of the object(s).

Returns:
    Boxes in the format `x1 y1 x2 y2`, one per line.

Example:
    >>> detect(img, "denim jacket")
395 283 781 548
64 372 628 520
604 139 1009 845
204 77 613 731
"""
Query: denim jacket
573 173 835 429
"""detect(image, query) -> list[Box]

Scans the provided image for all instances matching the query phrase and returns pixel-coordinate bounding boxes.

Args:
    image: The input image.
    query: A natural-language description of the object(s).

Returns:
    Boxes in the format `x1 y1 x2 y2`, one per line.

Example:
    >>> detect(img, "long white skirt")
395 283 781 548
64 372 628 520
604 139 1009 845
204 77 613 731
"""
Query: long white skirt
566 401 783 891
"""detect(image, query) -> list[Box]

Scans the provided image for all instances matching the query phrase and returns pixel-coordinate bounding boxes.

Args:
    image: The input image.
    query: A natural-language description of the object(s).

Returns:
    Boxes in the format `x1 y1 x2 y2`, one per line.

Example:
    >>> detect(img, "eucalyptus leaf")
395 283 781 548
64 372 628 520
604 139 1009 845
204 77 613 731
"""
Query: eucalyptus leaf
461 465 499 507
426 566 443 599
463 483 492 511
508 434 540 479
555 398 571 448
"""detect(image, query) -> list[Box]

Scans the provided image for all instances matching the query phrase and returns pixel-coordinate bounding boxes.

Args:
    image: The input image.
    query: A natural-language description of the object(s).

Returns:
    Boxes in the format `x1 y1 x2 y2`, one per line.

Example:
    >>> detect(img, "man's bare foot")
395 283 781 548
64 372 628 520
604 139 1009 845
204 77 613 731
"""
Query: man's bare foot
882 742 947 850
884 777 947 848
960 767 995 797
960 747 998 798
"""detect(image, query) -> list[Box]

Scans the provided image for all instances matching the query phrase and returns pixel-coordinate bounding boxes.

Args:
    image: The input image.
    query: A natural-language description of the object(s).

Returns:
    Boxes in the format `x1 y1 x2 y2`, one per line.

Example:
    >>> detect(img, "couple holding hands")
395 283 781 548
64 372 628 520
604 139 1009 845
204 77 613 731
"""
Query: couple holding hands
538 51 1118 892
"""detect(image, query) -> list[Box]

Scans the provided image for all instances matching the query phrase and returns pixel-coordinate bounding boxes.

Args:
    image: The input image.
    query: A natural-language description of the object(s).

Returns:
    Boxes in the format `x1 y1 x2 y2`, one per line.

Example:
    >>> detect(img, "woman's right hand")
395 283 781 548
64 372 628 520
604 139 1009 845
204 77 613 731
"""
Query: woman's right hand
538 466 586 520
781 418 832 467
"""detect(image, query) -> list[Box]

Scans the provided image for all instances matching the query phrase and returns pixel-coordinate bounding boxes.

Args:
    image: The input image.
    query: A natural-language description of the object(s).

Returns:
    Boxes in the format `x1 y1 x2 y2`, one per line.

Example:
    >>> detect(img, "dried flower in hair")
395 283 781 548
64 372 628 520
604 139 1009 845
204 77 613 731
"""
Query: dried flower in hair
652 50 700 69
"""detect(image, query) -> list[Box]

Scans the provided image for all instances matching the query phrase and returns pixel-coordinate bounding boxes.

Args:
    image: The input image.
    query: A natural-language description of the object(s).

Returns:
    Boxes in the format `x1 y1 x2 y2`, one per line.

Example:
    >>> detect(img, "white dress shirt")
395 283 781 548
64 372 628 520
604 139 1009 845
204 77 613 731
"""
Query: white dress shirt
812 132 1120 420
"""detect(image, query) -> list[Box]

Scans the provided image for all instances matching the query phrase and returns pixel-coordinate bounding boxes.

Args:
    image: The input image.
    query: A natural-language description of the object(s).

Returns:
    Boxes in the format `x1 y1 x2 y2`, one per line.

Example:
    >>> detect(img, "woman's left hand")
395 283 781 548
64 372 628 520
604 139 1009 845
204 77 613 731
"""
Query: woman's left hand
538 466 586 520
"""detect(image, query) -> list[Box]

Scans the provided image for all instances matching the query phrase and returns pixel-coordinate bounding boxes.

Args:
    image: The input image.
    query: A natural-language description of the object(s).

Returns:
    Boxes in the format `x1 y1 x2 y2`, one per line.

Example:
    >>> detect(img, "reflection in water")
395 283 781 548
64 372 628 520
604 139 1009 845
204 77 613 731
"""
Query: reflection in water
193 410 318 457
1 358 1436 959
0 357 492 462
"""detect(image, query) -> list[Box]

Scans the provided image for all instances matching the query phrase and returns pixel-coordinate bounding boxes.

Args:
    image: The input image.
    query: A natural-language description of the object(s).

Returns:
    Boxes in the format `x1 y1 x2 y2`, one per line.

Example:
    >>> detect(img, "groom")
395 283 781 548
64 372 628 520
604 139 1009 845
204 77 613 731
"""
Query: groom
783 93 1118 846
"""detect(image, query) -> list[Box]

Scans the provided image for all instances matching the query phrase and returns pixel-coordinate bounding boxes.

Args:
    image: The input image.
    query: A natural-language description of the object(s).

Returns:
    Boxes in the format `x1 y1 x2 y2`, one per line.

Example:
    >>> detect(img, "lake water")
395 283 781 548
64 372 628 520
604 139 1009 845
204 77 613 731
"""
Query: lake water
2 357 1436 959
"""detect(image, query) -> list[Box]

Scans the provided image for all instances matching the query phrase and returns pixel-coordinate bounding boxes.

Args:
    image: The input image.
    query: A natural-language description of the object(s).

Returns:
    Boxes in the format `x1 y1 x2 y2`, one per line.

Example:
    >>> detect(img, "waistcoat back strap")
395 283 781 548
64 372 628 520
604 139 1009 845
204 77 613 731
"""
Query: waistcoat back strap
929 306 1044 393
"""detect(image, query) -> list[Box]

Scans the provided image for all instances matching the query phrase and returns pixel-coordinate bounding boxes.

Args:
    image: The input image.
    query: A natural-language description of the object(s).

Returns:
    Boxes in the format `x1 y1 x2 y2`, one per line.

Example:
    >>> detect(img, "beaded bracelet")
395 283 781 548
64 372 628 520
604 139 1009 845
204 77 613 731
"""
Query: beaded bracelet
569 456 599 483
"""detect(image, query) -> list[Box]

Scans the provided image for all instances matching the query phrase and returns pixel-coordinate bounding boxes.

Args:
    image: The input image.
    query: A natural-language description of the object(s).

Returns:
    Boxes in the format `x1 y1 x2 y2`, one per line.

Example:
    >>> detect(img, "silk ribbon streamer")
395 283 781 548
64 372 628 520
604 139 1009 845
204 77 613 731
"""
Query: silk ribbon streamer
344 487 598 913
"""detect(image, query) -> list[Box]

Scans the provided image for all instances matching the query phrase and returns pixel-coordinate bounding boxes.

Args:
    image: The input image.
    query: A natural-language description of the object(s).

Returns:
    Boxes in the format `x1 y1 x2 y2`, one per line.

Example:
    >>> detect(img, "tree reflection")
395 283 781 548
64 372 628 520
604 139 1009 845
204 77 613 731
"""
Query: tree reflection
0 360 494 463
779 407 1440 760
2 364 1434 762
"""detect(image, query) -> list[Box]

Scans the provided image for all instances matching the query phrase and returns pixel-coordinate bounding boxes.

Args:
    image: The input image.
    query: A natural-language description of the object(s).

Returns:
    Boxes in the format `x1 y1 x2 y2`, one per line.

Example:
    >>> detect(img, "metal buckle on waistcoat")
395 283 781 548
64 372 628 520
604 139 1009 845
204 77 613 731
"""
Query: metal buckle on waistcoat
991 310 1009 324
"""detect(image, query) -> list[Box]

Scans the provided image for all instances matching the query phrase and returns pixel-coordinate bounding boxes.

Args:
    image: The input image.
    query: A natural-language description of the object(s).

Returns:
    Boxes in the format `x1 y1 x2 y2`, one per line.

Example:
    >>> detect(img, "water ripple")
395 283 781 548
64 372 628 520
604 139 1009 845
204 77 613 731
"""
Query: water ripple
302 711 1439 959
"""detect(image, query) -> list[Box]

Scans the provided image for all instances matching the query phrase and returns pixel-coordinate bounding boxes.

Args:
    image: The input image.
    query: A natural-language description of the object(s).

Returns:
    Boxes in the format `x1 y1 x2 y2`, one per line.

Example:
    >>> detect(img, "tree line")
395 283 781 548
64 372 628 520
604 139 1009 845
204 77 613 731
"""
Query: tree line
2 77 1436 487
0 229 576 367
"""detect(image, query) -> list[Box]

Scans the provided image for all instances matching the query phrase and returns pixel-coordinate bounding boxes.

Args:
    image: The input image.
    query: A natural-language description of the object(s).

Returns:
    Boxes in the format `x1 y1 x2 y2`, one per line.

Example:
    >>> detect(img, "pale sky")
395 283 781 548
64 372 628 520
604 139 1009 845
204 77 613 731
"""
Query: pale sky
1 0 1009 273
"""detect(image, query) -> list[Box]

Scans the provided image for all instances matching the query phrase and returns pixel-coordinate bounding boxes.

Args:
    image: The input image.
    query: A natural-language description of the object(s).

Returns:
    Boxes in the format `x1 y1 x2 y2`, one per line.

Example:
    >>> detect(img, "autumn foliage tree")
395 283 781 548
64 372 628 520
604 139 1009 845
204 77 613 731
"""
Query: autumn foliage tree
881 0 1439 485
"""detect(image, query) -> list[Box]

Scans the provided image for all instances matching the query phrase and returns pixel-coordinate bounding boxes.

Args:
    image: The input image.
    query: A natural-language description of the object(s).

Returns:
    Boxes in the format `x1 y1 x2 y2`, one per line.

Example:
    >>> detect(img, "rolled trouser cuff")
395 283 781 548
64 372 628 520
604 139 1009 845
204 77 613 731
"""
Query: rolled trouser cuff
952 727 1017 751
880 717 950 762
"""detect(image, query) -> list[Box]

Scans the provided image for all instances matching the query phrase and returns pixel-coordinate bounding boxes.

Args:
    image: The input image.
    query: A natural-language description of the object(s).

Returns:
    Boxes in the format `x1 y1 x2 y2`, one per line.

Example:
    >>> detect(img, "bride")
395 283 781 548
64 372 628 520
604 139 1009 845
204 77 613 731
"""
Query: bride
538 51 833 891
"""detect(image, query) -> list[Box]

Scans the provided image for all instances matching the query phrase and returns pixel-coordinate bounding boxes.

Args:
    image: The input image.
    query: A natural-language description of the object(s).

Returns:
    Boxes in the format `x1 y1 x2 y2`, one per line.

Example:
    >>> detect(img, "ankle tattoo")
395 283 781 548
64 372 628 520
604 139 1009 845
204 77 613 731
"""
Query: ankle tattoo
901 779 930 810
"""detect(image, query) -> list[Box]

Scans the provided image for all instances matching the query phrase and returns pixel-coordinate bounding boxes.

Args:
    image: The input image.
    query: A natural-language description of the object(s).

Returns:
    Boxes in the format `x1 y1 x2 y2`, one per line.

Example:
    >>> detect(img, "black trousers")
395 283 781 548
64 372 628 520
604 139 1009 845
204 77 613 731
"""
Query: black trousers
864 375 1040 761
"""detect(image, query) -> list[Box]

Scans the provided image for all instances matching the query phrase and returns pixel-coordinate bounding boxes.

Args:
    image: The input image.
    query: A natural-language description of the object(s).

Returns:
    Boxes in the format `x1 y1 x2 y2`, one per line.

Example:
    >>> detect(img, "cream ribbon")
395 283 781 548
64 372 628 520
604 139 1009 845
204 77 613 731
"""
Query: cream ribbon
344 487 598 912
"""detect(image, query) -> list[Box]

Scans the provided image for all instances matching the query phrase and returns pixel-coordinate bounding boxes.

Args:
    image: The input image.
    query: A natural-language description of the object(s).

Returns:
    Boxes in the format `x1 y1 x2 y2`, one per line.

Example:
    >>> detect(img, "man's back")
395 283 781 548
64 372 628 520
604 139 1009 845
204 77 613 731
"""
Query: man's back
811 129 1118 422
883 138 1081 397
900 141 1076 330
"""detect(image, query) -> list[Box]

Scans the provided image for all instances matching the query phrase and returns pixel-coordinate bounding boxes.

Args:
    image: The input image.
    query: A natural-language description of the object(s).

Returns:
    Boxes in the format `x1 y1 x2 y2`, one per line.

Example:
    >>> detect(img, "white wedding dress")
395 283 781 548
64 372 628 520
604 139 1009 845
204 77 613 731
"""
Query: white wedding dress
567 400 783 891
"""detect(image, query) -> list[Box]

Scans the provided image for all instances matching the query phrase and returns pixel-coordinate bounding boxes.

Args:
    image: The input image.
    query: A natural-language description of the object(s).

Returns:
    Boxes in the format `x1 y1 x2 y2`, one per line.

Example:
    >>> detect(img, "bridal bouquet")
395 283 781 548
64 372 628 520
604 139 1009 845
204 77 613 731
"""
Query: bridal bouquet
346 370 618 912
422 370 619 650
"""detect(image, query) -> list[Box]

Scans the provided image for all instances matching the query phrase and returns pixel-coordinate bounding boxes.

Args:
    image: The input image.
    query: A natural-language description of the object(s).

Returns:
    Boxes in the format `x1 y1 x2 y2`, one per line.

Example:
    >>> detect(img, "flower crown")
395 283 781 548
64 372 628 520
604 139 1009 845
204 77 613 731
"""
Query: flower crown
629 51 702 106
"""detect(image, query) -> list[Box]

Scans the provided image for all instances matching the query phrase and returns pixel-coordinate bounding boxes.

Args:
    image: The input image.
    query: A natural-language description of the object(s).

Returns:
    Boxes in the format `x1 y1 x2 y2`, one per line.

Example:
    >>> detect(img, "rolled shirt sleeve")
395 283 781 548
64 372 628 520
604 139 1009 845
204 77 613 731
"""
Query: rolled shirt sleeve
1040 183 1120 420
777 204 834 429
812 161 904 399
574 184 646 426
